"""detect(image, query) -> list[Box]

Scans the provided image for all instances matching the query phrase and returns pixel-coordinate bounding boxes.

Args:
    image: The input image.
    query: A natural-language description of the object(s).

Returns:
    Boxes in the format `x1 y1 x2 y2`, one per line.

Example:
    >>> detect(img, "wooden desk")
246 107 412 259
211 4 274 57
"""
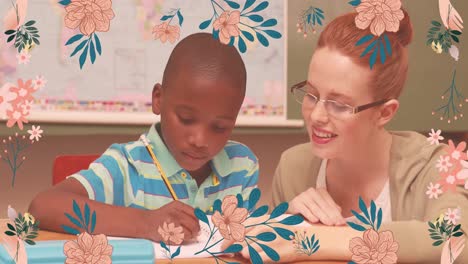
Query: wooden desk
34 229 345 264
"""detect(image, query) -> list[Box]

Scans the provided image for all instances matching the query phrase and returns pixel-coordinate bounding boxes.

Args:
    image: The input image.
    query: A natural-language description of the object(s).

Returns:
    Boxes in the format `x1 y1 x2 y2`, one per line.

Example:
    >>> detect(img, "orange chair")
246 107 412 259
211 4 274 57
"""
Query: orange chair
52 155 100 185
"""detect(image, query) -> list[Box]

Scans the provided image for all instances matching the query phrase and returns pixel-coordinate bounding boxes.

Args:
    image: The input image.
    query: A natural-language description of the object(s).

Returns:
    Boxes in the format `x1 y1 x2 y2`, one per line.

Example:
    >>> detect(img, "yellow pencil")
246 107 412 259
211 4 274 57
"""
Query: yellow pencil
140 135 178 200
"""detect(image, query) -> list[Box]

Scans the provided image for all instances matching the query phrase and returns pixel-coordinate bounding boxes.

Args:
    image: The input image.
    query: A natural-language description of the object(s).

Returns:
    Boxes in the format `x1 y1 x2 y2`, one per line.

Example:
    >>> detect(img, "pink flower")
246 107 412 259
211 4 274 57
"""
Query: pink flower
63 232 113 264
33 75 47 90
28 125 43 142
6 106 28 130
157 222 184 245
447 140 467 161
0 83 17 119
439 170 463 192
436 155 453 172
427 129 444 145
349 229 399 264
64 0 115 36
213 10 241 44
355 0 405 36
9 78 35 107
444 207 461 225
16 50 31 65
212 195 248 242
152 22 180 44
426 182 443 199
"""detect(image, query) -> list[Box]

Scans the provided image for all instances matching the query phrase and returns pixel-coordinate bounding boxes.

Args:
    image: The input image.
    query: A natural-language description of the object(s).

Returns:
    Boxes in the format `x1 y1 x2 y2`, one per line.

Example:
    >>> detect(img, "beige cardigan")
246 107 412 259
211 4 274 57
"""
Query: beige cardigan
271 131 467 263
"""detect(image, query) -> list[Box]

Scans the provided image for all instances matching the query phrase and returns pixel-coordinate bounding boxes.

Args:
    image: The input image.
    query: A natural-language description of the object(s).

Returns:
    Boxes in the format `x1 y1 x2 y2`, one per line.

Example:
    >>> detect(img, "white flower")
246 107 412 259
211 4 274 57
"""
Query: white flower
16 50 31 65
27 125 43 142
449 45 459 61
33 75 47 90
426 182 443 199
444 208 461 225
446 175 456 184
427 129 444 145
7 205 18 222
21 100 33 115
436 156 453 172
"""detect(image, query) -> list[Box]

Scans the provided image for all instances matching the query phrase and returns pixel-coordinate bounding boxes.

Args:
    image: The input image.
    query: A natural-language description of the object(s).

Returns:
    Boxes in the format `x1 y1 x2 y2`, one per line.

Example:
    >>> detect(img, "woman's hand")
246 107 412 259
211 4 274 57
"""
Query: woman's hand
288 187 346 226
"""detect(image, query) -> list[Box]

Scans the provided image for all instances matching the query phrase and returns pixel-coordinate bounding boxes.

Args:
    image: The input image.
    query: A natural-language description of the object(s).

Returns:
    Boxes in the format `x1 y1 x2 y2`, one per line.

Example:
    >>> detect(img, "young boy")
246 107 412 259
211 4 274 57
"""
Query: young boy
28 33 259 243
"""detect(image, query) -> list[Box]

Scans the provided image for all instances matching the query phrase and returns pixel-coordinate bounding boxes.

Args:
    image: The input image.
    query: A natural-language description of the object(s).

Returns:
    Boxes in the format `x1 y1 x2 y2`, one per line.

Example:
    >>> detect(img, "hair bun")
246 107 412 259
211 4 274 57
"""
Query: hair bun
396 9 413 47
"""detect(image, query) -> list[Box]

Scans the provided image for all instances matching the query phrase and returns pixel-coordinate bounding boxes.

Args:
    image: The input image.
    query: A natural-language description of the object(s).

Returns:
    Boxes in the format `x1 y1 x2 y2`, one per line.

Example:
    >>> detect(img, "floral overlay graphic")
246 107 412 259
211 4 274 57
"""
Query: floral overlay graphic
291 230 320 256
193 188 305 263
428 208 465 264
0 130 43 187
1 205 39 263
432 70 467 123
60 0 115 69
426 130 467 194
199 0 282 53
4 0 41 54
350 0 404 69
62 200 97 235
296 6 325 38
346 197 399 264
153 8 183 44
158 222 184 262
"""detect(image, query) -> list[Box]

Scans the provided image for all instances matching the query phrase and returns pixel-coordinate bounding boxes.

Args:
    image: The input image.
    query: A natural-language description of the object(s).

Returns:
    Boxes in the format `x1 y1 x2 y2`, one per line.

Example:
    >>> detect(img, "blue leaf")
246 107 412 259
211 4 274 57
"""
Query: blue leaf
348 262 357 264
90 40 96 64
302 240 307 249
65 34 84 46
59 0 71 6
316 17 322 26
370 200 377 224
171 246 181 258
356 34 374 46
70 39 88 57
358 198 369 218
347 221 367 232
79 44 88 69
72 200 84 222
369 44 378 69
213 29 220 40
256 32 269 47
84 203 90 229
351 210 370 225
314 8 324 14
228 36 235 46
243 0 256 12
360 40 377 57
213 199 222 212
348 0 361 6
160 241 169 251
94 34 102 55
279 215 304 225
250 205 269 218
307 14 311 24
259 243 280 261
248 188 261 211
260 19 277 27
91 211 96 233
248 15 264 22
377 208 382 230
250 1 268 13
195 208 209 227
61 225 80 235
242 30 255 41
248 244 263 264
225 0 240 9
177 10 184 26
199 19 212 30
307 236 311 248
273 227 294 240
64 213 83 229
256 232 276 242
161 15 172 21
236 194 244 208
270 202 287 219
264 30 281 39
383 33 392 56
223 244 243 253
313 15 316 25
316 12 325 20
238 36 247 53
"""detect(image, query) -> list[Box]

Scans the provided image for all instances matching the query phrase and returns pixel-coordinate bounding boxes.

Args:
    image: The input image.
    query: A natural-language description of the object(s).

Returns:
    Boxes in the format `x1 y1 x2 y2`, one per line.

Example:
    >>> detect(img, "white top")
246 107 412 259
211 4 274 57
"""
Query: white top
316 159 393 224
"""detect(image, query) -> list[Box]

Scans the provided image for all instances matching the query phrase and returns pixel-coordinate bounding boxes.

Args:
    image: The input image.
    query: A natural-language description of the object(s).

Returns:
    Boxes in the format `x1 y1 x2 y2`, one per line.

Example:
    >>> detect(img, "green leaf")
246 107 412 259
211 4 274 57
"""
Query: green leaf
238 36 247 53
430 27 440 32
213 199 222 212
33 37 40 45
250 205 268 218
5 30 16 35
431 235 443 240
79 44 89 69
347 221 367 231
66 34 84 46
7 223 16 232
250 1 268 13
25 239 35 245
426 38 434 45
433 240 444 246
70 39 88 57
453 232 464 237
452 224 461 233
431 21 442 27
451 35 459 43
451 30 462 35
348 0 361 6
195 208 209 227
7 34 15 43
270 202 288 219
25 20 36 27
199 19 212 30
5 231 16 236
256 232 276 242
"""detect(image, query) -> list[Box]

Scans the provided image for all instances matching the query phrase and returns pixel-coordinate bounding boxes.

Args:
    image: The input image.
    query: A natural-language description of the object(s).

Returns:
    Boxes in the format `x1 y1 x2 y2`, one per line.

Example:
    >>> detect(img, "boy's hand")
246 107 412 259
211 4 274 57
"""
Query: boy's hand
288 187 346 226
143 201 201 242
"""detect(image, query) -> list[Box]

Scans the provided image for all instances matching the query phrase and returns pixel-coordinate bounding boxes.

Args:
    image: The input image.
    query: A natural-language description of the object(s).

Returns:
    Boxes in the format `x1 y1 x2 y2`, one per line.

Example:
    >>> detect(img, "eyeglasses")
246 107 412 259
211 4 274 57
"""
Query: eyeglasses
290 81 390 119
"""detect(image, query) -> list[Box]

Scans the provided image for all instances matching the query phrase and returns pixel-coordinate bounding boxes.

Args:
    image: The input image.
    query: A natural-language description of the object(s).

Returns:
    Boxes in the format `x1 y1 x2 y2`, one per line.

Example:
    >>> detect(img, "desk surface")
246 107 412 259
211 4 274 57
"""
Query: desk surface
33 229 345 264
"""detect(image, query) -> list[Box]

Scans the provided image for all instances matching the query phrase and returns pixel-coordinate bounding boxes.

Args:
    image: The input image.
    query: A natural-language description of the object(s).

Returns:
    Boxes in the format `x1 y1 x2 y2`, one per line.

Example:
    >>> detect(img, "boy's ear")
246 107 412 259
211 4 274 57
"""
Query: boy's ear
377 99 399 127
152 83 163 115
